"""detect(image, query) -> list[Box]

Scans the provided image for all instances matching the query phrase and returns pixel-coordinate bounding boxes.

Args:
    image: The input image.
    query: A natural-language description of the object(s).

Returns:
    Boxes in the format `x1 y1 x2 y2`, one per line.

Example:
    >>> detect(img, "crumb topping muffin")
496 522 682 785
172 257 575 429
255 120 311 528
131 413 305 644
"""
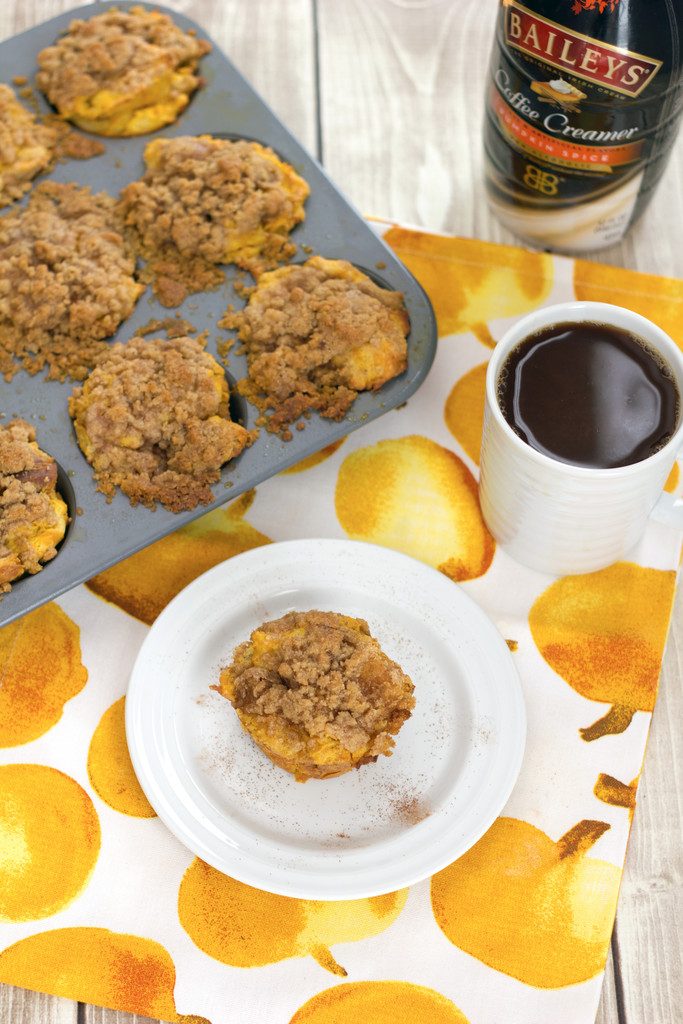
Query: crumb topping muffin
0 181 143 382
0 84 57 207
69 335 250 512
118 135 310 305
36 5 210 137
217 610 416 781
0 419 68 593
222 256 409 436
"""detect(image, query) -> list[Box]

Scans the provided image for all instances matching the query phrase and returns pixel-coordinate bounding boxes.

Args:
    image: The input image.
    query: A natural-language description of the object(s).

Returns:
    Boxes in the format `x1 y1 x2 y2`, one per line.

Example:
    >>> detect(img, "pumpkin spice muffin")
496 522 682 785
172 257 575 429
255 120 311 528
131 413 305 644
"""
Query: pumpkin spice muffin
221 256 410 437
217 610 415 781
36 5 210 137
0 419 68 593
0 181 143 382
69 335 250 512
0 84 57 207
118 134 310 306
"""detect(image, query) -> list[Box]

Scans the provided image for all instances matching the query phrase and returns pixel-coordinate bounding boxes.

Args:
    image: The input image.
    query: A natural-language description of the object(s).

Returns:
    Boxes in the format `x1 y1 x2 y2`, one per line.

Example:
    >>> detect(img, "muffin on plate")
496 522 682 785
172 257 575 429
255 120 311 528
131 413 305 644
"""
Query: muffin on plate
217 610 415 781
221 257 409 437
0 419 68 593
36 5 210 137
69 335 249 512
118 134 310 305
0 181 143 382
0 84 57 207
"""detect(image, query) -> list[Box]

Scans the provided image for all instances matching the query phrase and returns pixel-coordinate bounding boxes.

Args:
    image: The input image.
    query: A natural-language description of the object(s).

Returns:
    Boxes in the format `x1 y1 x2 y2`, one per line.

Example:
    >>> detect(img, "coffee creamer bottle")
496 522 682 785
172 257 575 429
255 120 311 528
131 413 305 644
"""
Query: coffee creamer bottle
483 0 683 252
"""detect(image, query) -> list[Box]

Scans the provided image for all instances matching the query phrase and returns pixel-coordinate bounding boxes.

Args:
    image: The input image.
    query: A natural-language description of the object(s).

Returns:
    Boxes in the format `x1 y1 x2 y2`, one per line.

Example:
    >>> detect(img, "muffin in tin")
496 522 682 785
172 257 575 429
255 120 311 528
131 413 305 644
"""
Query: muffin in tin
217 610 416 782
0 181 143 382
222 256 410 437
69 335 250 512
118 134 310 305
0 419 68 593
0 84 57 208
36 5 210 137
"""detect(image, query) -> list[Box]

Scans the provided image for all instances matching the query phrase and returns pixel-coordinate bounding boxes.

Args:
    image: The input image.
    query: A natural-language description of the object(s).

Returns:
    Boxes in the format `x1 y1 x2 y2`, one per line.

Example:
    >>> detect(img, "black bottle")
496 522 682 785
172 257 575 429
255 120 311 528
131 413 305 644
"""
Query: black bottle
483 0 683 252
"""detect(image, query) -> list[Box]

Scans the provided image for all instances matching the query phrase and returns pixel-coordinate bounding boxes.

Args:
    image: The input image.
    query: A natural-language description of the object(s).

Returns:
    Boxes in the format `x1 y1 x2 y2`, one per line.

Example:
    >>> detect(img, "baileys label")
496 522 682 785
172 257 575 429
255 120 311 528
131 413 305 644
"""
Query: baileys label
504 1 661 97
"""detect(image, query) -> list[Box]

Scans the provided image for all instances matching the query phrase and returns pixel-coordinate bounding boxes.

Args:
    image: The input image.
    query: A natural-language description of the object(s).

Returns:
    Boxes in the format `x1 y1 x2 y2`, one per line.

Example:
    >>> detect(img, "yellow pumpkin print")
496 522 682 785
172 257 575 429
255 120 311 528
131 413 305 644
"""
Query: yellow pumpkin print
178 858 408 975
574 260 683 351
289 981 470 1024
529 562 676 740
0 603 87 747
0 927 209 1023
87 697 155 818
431 816 620 988
282 439 346 474
444 363 487 464
384 227 553 347
335 435 494 581
0 764 100 921
87 490 271 624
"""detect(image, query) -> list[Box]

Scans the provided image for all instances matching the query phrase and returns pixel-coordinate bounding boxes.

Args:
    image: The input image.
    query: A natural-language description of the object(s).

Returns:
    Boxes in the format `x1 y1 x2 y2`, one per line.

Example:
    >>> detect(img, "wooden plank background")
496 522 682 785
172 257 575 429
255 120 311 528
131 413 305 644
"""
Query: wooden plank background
1 2 681 1022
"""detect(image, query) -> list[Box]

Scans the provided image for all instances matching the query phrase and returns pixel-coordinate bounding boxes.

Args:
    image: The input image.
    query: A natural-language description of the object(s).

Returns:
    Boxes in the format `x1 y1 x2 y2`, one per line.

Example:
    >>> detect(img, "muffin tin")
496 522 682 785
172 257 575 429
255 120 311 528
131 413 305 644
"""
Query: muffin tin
0 0 437 628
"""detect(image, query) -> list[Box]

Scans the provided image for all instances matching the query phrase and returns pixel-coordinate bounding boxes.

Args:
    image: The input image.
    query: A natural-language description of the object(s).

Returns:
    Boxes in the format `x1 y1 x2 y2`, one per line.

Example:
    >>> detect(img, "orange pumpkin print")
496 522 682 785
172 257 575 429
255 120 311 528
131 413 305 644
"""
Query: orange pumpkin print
87 490 271 624
385 227 553 347
87 697 155 818
574 259 683 352
444 362 487 464
0 603 87 747
0 928 209 1022
529 562 676 740
178 858 408 975
289 981 470 1024
431 816 620 988
335 435 494 581
594 773 638 820
0 764 100 921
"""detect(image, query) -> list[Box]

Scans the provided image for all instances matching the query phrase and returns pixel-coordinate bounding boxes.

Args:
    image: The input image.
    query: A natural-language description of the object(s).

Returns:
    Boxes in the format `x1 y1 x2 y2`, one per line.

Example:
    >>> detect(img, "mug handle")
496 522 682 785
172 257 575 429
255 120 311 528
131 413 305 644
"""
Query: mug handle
651 459 683 528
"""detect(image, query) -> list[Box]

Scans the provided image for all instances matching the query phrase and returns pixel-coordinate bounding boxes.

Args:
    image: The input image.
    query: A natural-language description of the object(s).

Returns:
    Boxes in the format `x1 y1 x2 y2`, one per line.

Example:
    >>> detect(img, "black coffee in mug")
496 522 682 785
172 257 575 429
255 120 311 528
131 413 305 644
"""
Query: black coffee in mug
497 322 680 469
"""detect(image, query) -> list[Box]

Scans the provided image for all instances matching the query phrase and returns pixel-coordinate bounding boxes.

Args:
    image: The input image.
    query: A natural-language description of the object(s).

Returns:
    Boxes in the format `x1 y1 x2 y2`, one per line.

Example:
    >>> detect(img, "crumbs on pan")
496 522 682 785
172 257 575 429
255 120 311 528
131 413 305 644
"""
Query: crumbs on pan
137 315 198 338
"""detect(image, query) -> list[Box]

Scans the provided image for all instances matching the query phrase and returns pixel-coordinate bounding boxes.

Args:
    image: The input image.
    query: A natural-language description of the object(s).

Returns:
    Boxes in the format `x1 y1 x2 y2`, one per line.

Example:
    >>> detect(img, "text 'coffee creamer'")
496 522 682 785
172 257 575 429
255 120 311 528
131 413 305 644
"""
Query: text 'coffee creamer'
483 0 683 252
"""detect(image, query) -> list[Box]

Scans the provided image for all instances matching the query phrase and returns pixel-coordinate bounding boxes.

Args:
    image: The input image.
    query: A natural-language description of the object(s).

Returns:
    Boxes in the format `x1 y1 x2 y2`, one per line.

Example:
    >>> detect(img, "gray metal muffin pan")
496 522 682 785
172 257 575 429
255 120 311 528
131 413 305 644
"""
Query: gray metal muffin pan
0 0 437 628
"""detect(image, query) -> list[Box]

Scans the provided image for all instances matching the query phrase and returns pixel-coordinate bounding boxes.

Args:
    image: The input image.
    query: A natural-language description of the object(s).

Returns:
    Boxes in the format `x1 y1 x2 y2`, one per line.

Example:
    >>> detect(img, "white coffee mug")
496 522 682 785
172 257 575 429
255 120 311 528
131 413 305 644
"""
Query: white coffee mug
479 301 683 576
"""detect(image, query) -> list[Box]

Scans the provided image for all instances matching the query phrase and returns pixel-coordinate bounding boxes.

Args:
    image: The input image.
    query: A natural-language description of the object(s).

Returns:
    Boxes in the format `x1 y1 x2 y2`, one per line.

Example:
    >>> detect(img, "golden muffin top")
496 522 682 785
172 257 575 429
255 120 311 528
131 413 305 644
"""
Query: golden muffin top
221 610 415 756
222 257 409 436
0 419 68 592
0 84 57 207
0 181 143 382
69 335 250 512
118 135 310 304
36 6 210 135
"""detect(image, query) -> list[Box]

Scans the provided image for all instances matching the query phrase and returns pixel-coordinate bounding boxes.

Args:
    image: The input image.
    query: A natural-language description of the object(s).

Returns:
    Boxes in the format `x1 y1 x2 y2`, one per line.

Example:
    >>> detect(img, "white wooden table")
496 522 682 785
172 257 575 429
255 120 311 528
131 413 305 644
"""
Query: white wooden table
1 3 681 1022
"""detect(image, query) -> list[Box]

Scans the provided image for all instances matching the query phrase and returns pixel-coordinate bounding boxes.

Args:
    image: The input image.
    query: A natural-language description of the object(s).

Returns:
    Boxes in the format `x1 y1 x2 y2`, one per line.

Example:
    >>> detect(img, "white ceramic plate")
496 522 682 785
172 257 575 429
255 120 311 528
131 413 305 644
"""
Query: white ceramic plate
126 539 526 899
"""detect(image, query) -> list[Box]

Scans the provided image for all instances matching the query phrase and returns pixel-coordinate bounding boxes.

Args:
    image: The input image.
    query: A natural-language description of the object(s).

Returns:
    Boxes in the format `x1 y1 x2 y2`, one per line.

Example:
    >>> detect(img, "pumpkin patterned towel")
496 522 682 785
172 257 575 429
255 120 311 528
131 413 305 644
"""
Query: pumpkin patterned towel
0 222 681 1024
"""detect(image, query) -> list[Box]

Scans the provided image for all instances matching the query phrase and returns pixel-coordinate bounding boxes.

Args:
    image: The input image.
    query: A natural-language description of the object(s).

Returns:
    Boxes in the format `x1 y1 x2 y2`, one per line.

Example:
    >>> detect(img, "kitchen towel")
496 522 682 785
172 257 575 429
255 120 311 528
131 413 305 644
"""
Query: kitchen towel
0 222 681 1024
